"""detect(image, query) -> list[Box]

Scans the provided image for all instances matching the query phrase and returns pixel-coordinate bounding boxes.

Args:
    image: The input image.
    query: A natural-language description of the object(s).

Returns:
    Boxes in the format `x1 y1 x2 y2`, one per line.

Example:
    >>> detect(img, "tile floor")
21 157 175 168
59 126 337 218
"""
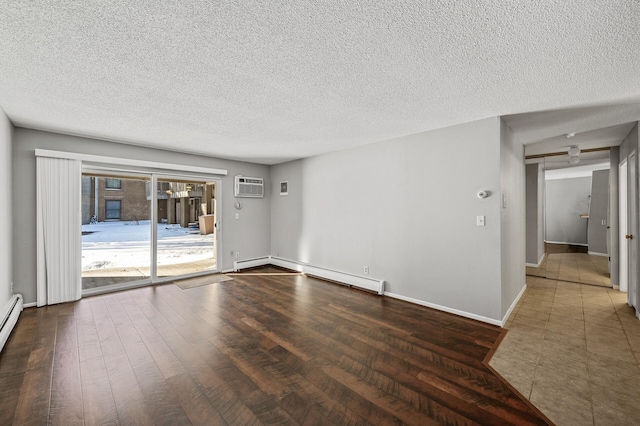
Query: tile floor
490 276 640 425
526 252 611 287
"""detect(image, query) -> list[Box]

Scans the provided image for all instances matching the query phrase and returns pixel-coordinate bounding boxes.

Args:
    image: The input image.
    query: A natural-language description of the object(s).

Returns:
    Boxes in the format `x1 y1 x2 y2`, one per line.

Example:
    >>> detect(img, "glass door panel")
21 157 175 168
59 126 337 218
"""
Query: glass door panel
156 178 217 277
81 174 151 289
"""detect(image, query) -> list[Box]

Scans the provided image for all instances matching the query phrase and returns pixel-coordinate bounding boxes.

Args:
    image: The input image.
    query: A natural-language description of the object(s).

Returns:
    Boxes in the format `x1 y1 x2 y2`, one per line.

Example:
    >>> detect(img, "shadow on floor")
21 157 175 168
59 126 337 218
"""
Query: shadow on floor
526 243 611 288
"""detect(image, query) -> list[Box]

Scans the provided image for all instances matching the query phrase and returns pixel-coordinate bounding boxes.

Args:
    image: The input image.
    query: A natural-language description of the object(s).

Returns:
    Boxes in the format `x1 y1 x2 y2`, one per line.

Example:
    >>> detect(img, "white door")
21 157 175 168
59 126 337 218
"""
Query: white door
629 153 638 310
620 160 628 293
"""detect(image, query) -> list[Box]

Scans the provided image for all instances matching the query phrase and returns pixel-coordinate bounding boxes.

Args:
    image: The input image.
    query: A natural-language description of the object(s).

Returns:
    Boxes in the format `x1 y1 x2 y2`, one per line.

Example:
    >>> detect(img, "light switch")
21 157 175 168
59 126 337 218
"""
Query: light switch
477 215 486 226
235 213 240 219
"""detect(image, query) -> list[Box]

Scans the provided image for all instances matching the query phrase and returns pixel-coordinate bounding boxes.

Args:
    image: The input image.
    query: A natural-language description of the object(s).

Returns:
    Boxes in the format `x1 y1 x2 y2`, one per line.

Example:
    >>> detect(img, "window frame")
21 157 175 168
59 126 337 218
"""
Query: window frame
105 199 122 220
105 178 122 190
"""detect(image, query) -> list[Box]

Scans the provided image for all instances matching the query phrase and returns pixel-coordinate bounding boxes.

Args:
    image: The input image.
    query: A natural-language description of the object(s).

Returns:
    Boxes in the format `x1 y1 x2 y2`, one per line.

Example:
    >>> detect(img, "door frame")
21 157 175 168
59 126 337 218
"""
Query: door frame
620 159 629 293
151 174 222 282
628 152 638 310
82 168 224 296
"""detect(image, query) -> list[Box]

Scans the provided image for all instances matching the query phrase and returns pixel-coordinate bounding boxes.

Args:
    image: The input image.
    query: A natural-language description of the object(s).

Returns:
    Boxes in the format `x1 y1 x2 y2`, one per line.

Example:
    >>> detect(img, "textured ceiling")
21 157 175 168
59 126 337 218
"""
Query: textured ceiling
1 1 640 164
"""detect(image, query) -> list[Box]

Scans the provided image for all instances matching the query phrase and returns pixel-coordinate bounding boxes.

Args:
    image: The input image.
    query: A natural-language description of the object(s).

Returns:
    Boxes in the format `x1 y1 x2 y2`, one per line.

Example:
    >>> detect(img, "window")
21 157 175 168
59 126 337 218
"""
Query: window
105 178 122 189
105 200 121 220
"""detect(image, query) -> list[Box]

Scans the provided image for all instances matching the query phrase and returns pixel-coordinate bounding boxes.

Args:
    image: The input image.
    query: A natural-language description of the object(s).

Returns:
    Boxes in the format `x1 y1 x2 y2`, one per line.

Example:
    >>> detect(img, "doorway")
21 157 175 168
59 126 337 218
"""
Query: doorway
525 154 613 287
155 178 218 278
81 170 221 292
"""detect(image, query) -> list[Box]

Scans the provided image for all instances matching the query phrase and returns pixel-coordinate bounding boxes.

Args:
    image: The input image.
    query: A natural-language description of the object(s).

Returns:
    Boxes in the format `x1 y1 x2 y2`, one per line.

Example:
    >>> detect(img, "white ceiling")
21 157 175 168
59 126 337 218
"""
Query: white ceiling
1 1 639 165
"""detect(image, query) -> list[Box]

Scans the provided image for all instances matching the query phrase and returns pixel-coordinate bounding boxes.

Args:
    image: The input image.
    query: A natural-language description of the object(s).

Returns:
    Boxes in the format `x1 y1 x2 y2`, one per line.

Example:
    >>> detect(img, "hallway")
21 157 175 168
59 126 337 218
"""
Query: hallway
526 244 611 288
491 276 640 425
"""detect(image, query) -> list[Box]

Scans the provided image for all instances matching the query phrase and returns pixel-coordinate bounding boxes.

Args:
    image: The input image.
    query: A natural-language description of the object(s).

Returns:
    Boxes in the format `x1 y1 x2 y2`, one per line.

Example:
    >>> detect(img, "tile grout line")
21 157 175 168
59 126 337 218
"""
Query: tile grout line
580 286 596 426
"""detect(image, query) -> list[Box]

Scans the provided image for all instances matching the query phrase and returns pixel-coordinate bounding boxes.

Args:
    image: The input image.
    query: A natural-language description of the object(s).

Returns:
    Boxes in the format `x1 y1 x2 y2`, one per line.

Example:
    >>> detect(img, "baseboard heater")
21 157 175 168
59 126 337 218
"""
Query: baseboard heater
0 294 23 353
233 256 385 295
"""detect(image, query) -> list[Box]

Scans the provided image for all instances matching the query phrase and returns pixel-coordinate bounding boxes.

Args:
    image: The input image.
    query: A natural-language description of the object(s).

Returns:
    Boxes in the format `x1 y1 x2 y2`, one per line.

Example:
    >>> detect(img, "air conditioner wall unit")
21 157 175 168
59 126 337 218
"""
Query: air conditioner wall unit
234 176 264 198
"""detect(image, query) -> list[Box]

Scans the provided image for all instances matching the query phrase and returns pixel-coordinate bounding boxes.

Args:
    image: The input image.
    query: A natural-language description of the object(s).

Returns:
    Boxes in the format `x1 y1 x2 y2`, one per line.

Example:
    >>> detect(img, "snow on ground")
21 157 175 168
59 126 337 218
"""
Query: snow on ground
82 220 214 270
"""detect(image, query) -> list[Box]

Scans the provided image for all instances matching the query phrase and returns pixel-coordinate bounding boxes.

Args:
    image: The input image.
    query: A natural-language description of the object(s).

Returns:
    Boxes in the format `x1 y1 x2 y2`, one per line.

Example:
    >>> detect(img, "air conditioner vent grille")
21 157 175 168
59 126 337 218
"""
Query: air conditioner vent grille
234 176 264 198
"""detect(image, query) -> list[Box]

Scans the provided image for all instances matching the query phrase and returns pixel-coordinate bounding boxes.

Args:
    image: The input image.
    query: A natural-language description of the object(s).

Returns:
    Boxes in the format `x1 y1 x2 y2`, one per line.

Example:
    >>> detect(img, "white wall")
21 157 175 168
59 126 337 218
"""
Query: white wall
500 120 526 318
525 163 545 265
0 107 13 311
271 117 508 322
545 177 592 245
12 129 272 304
619 122 638 161
588 170 609 255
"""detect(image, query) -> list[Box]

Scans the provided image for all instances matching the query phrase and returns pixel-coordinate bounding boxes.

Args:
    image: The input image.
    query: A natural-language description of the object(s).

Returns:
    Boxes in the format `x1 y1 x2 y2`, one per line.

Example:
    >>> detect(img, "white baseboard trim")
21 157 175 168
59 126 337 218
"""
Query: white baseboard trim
383 291 501 326
525 253 546 268
233 256 271 271
613 284 620 290
588 251 609 257
233 256 385 295
270 257 385 295
23 302 36 308
501 284 527 327
234 256 509 325
268 257 304 272
545 241 588 247
0 294 23 353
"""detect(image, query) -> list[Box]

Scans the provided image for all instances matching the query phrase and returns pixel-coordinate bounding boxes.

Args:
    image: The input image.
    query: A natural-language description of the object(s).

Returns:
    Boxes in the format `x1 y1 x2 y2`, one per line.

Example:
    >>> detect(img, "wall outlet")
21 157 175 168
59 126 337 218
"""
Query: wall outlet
235 251 240 258
364 266 369 274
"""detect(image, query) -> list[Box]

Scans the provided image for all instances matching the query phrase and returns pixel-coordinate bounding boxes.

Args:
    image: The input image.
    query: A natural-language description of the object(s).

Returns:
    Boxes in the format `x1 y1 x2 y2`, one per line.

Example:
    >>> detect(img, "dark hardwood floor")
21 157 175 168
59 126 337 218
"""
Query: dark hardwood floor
0 267 551 425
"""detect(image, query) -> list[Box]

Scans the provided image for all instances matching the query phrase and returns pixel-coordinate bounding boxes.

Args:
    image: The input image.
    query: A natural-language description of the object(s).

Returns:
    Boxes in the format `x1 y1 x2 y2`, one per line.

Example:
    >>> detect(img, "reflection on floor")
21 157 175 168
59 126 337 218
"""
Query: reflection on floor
82 258 217 289
491 277 640 425
526 244 610 287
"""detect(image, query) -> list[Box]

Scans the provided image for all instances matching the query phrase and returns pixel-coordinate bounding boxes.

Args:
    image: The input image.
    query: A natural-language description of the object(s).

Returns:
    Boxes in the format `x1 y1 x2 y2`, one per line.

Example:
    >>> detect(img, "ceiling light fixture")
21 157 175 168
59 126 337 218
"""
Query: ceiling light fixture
567 145 580 157
566 133 576 138
567 145 580 165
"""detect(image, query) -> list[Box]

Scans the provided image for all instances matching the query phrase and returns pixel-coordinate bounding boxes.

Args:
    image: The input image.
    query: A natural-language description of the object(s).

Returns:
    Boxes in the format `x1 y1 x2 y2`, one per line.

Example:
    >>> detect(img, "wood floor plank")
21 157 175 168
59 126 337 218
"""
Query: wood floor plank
240 278 506 412
0 309 38 378
1 267 551 425
12 307 58 425
131 285 286 425
0 309 38 424
49 310 84 425
89 298 155 425
102 294 192 425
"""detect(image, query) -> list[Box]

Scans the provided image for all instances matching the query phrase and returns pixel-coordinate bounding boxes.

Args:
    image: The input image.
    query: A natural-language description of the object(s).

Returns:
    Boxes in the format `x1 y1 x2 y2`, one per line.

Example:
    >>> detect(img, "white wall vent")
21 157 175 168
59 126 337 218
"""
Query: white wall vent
234 176 264 198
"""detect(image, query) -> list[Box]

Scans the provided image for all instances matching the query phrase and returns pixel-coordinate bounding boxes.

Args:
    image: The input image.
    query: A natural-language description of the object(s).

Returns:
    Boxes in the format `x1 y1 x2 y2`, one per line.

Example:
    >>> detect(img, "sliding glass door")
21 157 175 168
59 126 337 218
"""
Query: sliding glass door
155 178 217 278
81 174 151 289
81 170 220 293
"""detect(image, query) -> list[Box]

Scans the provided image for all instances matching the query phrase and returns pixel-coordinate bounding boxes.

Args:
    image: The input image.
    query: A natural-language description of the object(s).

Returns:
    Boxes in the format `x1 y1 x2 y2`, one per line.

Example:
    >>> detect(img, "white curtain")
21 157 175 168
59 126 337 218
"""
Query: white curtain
36 156 82 306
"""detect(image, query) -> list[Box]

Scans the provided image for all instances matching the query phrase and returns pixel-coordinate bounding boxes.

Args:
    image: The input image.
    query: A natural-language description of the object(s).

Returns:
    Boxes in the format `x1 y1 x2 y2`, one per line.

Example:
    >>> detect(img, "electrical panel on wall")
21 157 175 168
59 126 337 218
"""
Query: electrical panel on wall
234 176 264 198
